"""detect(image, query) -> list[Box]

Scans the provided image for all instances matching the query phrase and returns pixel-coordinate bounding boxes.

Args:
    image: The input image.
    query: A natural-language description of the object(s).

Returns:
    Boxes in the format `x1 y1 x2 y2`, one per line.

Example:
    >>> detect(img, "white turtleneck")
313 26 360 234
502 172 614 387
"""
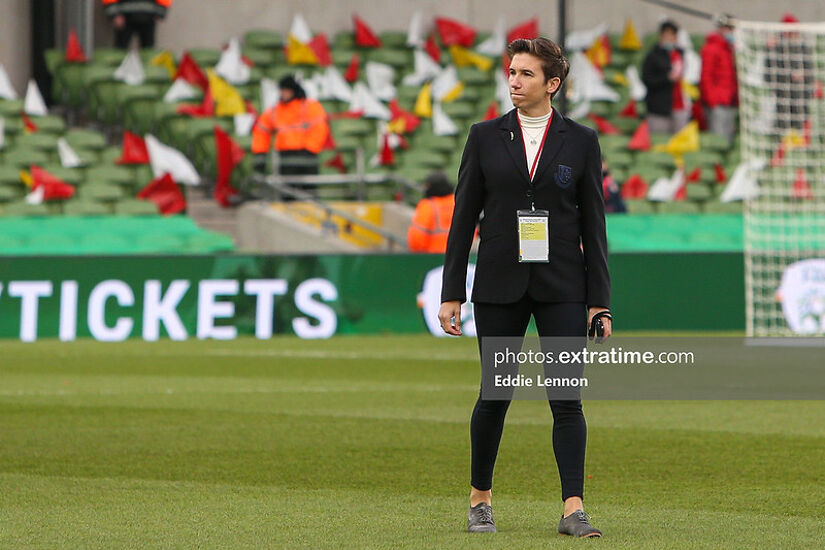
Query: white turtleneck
518 109 552 180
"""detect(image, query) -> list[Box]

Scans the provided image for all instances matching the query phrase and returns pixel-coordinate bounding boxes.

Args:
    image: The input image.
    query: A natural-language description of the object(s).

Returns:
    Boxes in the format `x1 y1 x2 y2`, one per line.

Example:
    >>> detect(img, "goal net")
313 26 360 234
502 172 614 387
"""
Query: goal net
735 20 825 337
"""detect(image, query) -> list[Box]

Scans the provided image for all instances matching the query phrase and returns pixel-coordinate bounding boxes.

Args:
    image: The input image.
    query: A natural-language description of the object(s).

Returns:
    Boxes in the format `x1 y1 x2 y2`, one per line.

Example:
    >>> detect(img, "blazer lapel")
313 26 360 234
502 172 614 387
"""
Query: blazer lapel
531 109 567 184
498 109 530 184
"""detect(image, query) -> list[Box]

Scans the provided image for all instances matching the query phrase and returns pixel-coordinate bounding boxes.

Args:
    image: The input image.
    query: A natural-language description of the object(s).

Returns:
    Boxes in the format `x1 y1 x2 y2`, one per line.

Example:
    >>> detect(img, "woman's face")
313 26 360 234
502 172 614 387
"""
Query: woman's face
509 53 559 111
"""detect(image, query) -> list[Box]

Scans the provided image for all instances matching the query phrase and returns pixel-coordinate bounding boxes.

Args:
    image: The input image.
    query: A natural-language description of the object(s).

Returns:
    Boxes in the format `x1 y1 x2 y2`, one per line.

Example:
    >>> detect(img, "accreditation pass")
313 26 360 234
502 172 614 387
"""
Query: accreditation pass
517 209 550 263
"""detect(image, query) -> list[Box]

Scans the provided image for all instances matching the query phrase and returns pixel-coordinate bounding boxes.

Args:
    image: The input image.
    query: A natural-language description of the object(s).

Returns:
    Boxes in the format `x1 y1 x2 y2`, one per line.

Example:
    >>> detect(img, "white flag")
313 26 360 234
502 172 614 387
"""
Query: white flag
295 71 321 99
402 49 442 87
114 50 145 86
24 79 48 116
683 49 701 84
163 79 198 103
215 38 250 85
495 69 514 114
647 168 685 202
433 102 458 136
260 78 279 111
0 64 18 100
145 134 201 185
25 185 45 206
626 65 647 102
234 113 255 137
366 62 396 102
565 22 608 51
720 160 762 202
57 138 83 168
476 17 506 56
349 82 391 120
322 65 352 102
432 65 461 101
568 51 619 103
568 101 591 120
406 11 426 47
289 13 313 43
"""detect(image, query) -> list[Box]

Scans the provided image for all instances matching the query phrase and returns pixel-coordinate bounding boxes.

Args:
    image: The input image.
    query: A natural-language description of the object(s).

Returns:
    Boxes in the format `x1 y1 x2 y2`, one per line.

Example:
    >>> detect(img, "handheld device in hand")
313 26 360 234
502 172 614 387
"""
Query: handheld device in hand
588 311 612 344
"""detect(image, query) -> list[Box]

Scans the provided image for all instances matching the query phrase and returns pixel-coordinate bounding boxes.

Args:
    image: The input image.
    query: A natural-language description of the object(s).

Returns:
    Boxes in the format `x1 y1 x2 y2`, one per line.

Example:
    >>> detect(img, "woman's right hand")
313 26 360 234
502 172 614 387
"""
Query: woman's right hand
438 301 463 336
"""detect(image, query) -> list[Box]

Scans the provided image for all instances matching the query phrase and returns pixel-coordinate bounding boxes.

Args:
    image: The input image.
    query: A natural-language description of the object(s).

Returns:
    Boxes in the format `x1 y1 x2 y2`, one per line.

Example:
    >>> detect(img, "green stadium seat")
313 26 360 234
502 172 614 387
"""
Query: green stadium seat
440 101 476 120
333 32 356 50
38 165 84 187
64 128 108 151
0 165 22 185
92 48 127 66
456 67 491 87
378 31 408 49
29 115 67 135
0 99 24 118
0 185 21 203
331 49 357 68
63 199 110 216
367 49 411 70
242 48 275 68
685 183 713 202
85 165 135 187
330 118 375 137
244 30 284 50
187 48 221 68
398 150 447 169
14 132 60 153
77 183 124 202
415 134 457 153
114 199 159 216
704 200 743 214
0 201 51 217
138 48 167 65
657 201 701 214
642 151 677 169
3 148 51 168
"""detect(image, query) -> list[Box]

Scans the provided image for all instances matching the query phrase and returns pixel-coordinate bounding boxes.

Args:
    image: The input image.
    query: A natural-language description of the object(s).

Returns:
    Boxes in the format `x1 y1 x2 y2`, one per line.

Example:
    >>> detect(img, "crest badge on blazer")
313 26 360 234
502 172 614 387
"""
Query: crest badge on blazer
555 164 573 189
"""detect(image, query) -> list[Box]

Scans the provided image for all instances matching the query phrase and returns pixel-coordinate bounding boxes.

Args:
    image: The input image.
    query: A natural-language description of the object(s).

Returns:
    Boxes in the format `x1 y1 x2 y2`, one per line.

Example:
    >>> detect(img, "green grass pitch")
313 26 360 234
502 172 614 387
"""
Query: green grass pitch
1 335 824 549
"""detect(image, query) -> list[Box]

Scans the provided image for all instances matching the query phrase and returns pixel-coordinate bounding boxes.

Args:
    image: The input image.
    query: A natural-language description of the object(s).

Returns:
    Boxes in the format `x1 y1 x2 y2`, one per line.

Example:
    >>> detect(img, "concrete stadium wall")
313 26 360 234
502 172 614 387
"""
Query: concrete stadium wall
2 0 824 104
0 0 31 95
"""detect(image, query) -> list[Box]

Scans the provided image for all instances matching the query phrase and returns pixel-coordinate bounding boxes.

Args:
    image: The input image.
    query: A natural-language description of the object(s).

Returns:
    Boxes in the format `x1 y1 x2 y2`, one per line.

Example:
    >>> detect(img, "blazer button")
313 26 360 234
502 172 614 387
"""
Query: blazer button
526 190 533 198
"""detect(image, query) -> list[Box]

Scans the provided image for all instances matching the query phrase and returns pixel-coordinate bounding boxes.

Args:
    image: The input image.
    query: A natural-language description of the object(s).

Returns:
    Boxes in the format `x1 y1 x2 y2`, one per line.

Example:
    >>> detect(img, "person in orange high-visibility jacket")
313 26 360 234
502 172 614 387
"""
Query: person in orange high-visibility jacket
102 0 172 49
408 172 457 253
251 75 330 193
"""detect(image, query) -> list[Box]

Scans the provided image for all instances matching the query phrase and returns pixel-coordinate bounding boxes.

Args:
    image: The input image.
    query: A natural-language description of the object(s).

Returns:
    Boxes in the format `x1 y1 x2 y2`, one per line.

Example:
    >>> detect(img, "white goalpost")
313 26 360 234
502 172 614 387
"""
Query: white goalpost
735 20 825 337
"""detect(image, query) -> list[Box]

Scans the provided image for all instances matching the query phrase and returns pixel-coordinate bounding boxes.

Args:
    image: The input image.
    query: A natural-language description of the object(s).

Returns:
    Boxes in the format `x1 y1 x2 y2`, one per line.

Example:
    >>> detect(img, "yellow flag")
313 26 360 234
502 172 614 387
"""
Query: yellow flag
585 36 609 68
207 70 246 117
286 34 320 65
781 129 807 149
151 50 177 79
683 81 700 101
612 73 629 86
619 19 642 51
414 83 432 118
441 82 464 103
449 45 493 72
387 118 407 134
653 121 700 157
19 170 33 188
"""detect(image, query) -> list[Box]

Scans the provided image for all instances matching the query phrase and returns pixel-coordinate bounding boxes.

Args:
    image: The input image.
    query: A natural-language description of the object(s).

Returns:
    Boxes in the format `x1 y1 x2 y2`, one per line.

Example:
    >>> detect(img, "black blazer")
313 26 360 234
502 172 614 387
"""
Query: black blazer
440 108 610 308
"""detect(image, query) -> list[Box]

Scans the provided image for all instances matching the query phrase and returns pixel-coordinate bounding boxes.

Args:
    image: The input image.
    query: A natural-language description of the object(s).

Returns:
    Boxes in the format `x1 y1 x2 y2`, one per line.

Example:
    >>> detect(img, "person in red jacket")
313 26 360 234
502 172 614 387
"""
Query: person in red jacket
102 0 172 49
700 15 737 142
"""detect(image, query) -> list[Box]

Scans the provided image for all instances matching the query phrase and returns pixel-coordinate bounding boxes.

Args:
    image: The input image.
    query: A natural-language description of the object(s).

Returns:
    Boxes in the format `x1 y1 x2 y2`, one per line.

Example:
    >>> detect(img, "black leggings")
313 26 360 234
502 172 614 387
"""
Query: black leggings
471 296 587 501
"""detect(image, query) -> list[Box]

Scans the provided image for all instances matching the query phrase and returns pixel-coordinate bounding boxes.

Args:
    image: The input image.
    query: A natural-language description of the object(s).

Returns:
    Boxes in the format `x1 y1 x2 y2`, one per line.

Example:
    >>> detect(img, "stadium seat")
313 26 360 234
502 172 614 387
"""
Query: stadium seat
63 199 110 216
0 201 51 217
244 30 284 50
114 199 159 216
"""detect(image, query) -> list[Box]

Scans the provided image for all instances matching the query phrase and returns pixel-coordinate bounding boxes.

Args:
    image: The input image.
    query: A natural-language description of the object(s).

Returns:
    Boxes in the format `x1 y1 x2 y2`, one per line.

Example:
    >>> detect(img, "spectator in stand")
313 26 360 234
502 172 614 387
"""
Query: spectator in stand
408 172 456 253
700 14 738 142
765 13 814 130
102 0 172 49
251 75 330 196
601 158 627 214
642 20 689 134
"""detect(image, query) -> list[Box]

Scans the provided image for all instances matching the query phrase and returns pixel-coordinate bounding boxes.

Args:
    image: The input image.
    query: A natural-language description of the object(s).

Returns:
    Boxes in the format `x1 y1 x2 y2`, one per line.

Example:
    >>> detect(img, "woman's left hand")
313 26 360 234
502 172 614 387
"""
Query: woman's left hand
587 307 612 340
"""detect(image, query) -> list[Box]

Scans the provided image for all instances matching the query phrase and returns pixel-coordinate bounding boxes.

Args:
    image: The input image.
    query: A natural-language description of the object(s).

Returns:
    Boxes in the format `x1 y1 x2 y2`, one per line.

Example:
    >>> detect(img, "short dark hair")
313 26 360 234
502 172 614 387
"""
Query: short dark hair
659 20 679 35
424 171 453 198
506 37 569 99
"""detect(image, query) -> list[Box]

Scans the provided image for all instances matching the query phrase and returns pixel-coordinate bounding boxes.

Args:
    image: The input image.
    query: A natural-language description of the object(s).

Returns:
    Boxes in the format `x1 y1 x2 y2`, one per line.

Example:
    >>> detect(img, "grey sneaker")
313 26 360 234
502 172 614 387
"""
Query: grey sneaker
467 502 496 533
558 510 602 538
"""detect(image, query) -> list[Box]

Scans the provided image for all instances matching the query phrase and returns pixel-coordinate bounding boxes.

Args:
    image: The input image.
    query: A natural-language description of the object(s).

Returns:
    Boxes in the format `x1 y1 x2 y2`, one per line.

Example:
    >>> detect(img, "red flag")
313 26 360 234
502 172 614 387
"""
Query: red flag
435 17 476 47
674 182 687 201
770 144 785 167
425 33 441 63
31 166 75 200
620 174 648 199
175 52 209 91
507 18 539 43
501 52 510 76
213 126 244 207
177 88 214 117
138 173 186 215
803 119 811 146
20 112 39 134
686 167 702 183
484 100 500 121
389 99 421 134
793 168 813 200
309 33 332 66
714 164 727 184
322 131 337 151
324 152 347 174
815 81 824 100
380 134 394 166
627 120 651 151
65 29 87 63
344 54 359 82
116 131 150 164
329 110 364 120
588 114 621 135
353 15 381 48
245 100 258 118
618 100 638 118
691 101 707 131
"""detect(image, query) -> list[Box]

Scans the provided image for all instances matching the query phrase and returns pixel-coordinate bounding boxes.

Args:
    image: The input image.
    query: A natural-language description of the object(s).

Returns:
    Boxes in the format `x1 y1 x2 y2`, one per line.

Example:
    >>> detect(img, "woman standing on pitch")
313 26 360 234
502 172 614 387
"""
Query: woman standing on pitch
438 37 611 538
